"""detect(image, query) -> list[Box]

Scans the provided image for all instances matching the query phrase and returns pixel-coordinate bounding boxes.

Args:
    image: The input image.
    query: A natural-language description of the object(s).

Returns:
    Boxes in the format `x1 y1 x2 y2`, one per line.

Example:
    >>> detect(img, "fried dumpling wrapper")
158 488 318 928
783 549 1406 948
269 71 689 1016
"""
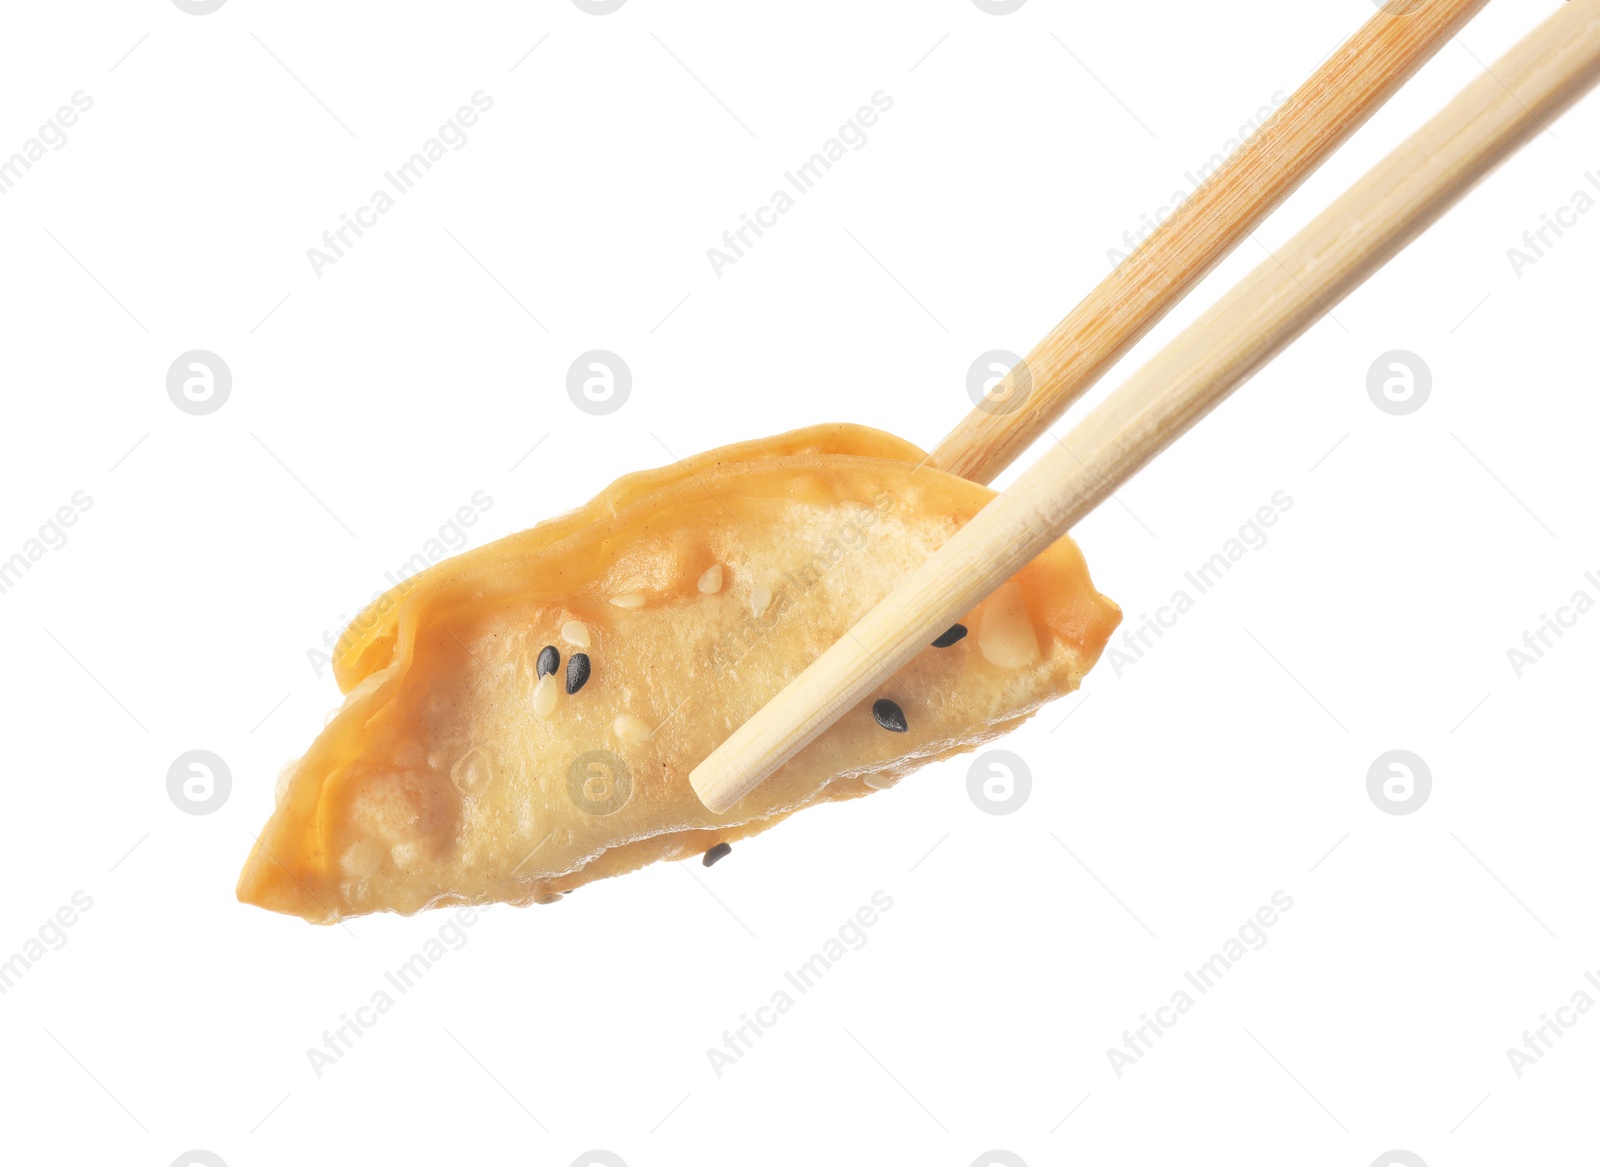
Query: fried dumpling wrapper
238 424 1120 922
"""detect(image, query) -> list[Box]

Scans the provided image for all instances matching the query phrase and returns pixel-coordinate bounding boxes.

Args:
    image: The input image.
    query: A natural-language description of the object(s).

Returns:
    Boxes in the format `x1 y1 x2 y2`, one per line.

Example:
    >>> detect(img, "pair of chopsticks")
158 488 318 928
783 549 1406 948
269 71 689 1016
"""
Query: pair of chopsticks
691 0 1600 815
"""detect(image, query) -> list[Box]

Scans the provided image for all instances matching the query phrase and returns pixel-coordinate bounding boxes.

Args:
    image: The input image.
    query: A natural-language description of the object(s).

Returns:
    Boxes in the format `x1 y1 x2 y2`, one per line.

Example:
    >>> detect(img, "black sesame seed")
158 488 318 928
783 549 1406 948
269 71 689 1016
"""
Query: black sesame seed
566 652 591 695
537 645 560 678
703 842 732 867
872 698 908 733
931 623 968 648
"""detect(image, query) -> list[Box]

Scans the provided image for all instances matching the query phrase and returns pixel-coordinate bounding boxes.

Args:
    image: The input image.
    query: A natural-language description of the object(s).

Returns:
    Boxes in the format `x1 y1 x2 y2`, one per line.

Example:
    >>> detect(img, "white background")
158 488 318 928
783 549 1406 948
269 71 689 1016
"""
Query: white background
1 1 1596 1164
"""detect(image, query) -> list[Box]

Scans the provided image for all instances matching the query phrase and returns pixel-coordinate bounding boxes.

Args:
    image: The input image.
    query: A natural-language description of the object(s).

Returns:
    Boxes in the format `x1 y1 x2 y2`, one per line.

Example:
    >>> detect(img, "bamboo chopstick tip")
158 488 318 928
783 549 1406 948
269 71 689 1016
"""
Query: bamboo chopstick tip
689 760 745 815
688 0 1593 815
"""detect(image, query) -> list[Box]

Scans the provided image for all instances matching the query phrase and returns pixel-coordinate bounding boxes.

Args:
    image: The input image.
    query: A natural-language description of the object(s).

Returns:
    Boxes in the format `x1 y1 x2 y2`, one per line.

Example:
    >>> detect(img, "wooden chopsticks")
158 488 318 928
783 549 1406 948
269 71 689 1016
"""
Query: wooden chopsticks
932 0 1488 485
689 0 1600 815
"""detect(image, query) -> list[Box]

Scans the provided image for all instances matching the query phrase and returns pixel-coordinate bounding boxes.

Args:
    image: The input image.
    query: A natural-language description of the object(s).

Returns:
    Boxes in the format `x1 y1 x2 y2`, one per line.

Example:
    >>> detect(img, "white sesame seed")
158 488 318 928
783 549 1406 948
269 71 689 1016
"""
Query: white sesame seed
863 773 897 790
532 673 559 718
613 713 653 743
978 580 1041 668
751 585 772 618
698 563 724 594
561 620 591 648
609 593 646 609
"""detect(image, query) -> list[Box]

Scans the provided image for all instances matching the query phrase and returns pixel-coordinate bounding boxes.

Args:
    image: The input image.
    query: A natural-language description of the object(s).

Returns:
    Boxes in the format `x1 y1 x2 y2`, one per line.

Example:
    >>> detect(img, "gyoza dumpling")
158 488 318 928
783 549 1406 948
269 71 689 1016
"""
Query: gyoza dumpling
237 424 1120 922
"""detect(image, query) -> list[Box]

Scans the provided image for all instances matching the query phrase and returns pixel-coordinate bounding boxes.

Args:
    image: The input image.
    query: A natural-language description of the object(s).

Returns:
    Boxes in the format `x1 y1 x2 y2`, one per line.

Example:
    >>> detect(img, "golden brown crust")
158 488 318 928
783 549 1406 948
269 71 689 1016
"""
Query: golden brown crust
330 424 929 693
238 425 1119 923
